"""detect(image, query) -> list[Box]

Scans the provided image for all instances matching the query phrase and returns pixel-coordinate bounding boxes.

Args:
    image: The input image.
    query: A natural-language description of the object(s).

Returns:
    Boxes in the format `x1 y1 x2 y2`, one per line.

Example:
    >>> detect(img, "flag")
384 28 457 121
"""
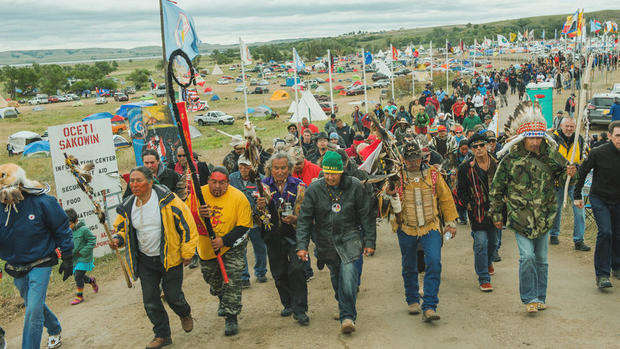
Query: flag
497 34 509 46
391 45 398 61
576 9 584 37
517 32 523 42
364 51 373 65
447 41 453 53
473 38 478 48
529 30 534 41
293 48 305 71
562 11 577 34
483 37 492 48
413 49 419 58
161 0 201 60
239 38 252 65
542 30 545 40
590 19 602 34
459 39 464 52
509 33 516 42
555 28 557 40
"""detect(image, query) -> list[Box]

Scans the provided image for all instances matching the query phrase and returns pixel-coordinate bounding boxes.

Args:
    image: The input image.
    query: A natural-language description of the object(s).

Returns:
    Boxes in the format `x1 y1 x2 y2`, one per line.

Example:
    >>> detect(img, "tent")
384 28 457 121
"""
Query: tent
188 125 202 139
375 61 393 78
8 131 42 154
210 95 220 101
113 135 131 149
22 140 50 158
352 81 362 86
253 105 273 117
334 85 345 90
289 90 328 122
212 64 223 75
351 75 361 81
270 90 290 101
204 87 213 92
82 112 114 122
314 86 327 92
287 101 297 114
116 101 157 118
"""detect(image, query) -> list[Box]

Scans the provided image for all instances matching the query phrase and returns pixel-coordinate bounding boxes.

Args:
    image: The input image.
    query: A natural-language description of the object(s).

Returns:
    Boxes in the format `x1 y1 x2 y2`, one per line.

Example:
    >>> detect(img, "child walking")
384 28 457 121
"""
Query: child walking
65 209 99 305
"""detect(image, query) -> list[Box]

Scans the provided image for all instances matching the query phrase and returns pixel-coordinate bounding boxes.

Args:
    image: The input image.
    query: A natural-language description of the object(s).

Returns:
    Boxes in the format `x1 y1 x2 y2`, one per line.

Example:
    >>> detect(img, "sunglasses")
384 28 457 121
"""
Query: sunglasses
177 154 186 157
471 143 487 149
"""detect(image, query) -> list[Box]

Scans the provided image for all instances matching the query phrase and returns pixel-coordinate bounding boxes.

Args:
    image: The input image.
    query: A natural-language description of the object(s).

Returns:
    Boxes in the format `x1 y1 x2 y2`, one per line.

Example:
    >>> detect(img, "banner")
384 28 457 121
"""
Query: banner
49 119 121 257
128 105 181 167
162 0 201 60
239 38 252 66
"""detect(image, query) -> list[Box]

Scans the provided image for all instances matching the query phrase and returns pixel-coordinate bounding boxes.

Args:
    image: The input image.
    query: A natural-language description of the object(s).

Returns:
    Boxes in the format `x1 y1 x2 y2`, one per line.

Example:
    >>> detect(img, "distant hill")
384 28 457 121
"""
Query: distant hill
1 9 618 65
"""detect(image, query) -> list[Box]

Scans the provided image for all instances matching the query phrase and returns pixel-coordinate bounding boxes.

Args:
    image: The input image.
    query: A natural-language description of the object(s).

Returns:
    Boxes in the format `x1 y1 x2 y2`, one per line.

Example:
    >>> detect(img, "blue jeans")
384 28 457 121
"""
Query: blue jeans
494 228 503 259
472 228 499 284
353 253 363 287
242 227 268 280
514 232 549 304
589 194 620 277
549 186 585 242
397 229 442 311
13 266 62 349
327 259 359 322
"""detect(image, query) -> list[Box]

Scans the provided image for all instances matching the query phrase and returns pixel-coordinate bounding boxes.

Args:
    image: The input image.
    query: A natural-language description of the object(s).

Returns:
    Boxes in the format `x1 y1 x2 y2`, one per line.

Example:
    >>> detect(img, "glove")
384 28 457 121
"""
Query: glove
58 255 73 281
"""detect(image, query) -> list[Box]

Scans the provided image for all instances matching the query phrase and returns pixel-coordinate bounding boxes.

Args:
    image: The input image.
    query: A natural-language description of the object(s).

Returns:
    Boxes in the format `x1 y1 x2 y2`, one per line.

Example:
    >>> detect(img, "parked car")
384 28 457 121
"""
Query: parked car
258 80 269 86
95 97 108 104
0 107 19 119
64 93 80 101
252 86 269 94
610 83 620 97
154 84 167 97
249 78 258 86
125 86 136 94
319 103 339 114
114 92 129 101
48 95 60 103
371 73 389 81
394 68 412 76
217 78 230 85
586 93 616 126
373 79 390 88
194 111 235 126
28 97 49 105
345 86 365 96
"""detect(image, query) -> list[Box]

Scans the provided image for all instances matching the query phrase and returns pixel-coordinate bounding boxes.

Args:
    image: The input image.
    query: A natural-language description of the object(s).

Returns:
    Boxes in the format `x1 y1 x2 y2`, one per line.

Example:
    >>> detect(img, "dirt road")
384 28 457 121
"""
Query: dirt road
3 219 619 348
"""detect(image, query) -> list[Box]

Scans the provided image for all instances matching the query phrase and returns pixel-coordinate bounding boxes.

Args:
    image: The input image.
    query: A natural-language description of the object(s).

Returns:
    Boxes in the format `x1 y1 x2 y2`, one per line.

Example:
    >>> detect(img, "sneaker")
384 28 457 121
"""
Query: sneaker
280 307 294 317
224 315 238 336
241 279 251 289
145 337 172 349
422 309 440 322
48 334 62 349
488 264 495 275
188 255 199 269
256 275 268 283
306 274 315 282
293 312 310 326
550 236 559 245
526 303 538 313
180 315 193 333
536 303 547 311
493 254 502 262
408 303 421 315
71 296 84 305
479 283 493 292
574 241 591 251
91 277 99 293
341 319 356 334
596 276 613 289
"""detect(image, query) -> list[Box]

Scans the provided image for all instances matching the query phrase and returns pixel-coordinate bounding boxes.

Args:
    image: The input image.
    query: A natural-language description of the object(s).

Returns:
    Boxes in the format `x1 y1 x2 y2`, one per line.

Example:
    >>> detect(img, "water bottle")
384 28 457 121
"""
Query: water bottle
444 232 452 241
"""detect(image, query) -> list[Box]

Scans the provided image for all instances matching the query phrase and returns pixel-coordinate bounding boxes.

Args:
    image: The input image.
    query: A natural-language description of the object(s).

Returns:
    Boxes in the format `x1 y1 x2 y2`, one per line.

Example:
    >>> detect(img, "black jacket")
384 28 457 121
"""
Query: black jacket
457 156 497 231
574 142 620 204
297 175 376 265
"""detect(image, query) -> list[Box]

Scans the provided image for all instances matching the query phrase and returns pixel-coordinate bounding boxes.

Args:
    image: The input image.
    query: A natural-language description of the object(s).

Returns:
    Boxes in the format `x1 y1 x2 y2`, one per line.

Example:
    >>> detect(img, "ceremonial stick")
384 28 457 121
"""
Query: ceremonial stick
63 153 133 288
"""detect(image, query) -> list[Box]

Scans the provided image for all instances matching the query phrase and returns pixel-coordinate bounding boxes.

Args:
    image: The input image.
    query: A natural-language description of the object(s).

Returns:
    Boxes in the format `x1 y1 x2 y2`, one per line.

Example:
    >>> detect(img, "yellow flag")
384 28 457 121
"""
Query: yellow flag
509 33 516 42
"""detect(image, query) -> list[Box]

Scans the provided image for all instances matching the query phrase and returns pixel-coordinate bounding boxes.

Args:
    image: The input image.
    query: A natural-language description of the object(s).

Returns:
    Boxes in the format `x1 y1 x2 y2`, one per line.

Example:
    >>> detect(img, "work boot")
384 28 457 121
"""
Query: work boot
256 275 268 283
180 315 193 333
574 241 591 251
293 312 310 326
422 309 440 322
224 315 238 336
596 276 612 289
550 236 559 245
241 279 251 289
341 319 356 334
145 337 172 349
188 255 199 269
408 303 421 315
280 307 294 317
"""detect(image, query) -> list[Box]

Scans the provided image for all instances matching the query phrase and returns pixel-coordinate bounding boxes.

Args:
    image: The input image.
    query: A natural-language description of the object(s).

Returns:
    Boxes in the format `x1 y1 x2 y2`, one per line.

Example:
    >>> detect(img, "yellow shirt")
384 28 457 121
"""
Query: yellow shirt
197 185 253 260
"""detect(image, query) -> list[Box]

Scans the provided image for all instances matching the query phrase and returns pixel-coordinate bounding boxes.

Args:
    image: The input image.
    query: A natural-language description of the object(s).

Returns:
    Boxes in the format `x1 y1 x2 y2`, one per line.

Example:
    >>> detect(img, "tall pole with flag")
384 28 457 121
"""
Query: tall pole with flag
239 38 251 122
460 39 464 74
473 39 477 76
445 40 449 93
327 49 335 115
390 44 395 102
430 41 433 85
362 48 369 114
292 48 301 125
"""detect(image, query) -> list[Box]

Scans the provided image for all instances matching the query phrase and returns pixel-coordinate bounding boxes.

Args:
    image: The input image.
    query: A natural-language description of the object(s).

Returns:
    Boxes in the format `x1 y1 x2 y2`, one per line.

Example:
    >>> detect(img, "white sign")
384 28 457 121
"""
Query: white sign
49 119 122 257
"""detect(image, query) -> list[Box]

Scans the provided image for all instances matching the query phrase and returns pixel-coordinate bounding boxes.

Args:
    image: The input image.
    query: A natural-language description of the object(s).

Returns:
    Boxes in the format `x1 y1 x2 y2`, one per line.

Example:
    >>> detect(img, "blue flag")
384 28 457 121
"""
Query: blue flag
162 0 201 60
293 48 305 71
364 51 373 65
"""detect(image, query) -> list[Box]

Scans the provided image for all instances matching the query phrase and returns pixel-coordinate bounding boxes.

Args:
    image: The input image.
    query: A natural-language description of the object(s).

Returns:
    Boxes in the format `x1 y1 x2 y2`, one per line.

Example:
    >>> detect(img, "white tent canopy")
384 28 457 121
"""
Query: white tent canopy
289 90 328 122
287 101 297 114
375 61 393 78
8 131 42 153
211 64 223 75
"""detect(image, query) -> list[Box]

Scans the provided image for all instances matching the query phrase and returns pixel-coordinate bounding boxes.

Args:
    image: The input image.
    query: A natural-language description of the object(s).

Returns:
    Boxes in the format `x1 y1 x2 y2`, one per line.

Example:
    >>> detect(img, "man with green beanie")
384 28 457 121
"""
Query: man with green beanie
296 151 376 334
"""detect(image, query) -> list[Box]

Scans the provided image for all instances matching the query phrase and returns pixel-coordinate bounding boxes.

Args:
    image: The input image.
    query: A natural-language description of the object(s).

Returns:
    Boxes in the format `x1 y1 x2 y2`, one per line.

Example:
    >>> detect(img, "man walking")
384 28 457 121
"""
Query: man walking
574 121 620 288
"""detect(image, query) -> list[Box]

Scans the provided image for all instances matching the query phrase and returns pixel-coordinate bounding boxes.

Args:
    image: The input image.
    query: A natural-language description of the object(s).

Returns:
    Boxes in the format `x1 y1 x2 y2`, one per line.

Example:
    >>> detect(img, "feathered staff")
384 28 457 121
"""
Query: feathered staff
242 121 272 229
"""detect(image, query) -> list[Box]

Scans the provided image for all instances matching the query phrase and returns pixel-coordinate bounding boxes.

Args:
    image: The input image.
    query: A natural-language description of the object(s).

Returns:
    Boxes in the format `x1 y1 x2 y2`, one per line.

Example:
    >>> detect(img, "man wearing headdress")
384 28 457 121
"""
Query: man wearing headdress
489 101 576 313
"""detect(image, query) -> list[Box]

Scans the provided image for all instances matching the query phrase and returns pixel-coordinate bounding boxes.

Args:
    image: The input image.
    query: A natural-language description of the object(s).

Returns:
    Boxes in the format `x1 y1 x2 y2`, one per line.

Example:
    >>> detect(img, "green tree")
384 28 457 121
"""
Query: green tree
39 64 67 94
127 68 151 89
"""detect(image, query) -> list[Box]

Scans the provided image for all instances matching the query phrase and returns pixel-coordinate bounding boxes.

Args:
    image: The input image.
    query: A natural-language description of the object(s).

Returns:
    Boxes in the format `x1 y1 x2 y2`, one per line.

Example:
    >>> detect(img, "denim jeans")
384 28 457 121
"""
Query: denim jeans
514 232 549 304
589 194 620 277
397 229 442 311
549 186 585 242
327 259 359 321
472 228 499 284
13 266 61 349
138 253 191 338
353 253 363 287
242 227 268 280
493 228 503 259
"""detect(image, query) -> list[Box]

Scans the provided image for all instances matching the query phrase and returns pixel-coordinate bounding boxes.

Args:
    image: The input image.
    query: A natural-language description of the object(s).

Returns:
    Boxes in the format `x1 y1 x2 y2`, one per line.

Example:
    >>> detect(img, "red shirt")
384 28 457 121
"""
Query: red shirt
293 159 322 186
301 124 319 134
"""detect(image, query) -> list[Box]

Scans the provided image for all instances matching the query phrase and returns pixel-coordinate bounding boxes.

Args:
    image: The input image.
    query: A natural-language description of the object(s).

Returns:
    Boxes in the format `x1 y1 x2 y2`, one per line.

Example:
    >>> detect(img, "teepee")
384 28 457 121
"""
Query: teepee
211 64 223 75
289 90 328 122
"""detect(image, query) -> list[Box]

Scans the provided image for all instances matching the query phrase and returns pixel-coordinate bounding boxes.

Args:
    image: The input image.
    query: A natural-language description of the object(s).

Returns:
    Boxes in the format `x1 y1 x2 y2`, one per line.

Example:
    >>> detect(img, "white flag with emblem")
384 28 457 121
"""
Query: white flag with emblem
239 38 252 66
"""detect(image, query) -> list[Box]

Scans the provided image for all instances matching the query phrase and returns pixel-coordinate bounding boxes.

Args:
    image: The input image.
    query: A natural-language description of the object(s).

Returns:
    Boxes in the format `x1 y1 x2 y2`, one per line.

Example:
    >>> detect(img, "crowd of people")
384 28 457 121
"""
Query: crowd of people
1 54 619 349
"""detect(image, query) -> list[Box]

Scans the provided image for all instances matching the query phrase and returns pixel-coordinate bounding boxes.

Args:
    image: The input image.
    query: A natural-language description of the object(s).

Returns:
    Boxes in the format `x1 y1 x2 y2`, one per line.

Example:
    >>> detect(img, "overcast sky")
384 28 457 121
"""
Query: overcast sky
1 0 615 52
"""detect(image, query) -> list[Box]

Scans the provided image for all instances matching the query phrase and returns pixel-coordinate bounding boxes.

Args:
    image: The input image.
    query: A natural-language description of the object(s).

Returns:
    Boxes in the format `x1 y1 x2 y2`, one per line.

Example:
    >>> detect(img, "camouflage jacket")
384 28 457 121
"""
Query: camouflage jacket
489 140 567 239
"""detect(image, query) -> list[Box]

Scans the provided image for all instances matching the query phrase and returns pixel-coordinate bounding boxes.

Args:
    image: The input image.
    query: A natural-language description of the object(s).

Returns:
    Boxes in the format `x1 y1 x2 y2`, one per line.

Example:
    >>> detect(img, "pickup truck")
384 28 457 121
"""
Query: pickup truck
194 111 235 126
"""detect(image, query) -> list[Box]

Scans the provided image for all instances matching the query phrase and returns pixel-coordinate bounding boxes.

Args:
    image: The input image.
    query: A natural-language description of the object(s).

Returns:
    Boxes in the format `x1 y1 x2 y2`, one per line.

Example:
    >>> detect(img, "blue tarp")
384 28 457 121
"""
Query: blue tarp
82 112 114 122
23 140 50 157
116 101 158 118
210 95 220 101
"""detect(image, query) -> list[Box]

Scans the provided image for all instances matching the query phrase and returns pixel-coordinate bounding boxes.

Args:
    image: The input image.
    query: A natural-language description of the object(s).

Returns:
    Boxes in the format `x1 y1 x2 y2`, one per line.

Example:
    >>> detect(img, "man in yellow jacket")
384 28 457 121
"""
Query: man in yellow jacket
112 166 198 349
197 166 253 336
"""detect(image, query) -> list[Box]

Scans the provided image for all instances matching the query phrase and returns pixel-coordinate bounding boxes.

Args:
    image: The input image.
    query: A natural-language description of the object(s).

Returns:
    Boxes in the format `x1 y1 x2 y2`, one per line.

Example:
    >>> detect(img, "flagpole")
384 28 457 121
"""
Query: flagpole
362 48 369 114
473 40 476 76
430 41 433 86
239 39 250 122
158 0 171 107
460 39 463 75
445 40 449 93
390 44 395 103
328 49 335 115
293 48 301 130
411 71 415 100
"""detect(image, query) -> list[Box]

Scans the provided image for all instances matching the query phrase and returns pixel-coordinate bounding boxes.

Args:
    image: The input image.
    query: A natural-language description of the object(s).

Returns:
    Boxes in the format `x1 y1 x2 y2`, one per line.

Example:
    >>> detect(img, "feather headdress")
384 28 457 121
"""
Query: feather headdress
0 163 50 225
497 101 556 157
